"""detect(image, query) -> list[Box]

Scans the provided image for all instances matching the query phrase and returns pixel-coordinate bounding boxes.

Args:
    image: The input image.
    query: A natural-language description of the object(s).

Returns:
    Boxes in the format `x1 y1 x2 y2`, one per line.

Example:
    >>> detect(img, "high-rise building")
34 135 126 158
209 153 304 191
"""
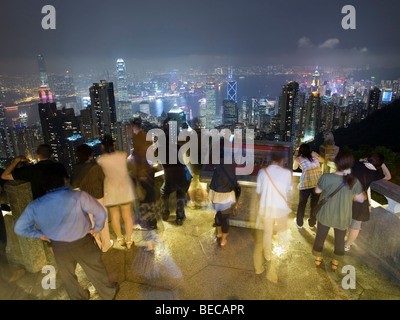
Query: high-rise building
303 92 321 142
116 59 128 102
280 82 299 144
139 101 150 114
89 80 117 139
222 99 238 125
227 68 237 103
37 54 49 87
311 67 320 93
205 82 216 129
367 87 381 115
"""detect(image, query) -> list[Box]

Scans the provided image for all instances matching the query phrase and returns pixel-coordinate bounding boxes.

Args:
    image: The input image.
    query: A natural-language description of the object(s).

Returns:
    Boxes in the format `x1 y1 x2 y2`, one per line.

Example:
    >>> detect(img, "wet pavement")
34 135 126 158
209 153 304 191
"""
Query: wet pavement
1 202 400 300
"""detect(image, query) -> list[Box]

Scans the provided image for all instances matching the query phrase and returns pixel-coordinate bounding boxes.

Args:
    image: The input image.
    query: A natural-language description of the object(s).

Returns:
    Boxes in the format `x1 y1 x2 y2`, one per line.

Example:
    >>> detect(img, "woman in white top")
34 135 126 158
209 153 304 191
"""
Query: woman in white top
97 135 136 249
254 153 292 274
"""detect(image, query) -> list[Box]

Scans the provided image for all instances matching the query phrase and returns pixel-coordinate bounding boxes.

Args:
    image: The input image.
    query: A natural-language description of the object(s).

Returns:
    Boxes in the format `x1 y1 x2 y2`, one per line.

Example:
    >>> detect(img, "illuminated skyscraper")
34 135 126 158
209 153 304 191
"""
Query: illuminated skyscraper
303 92 321 142
89 80 117 138
311 67 320 93
37 54 49 87
227 68 237 103
116 59 128 102
205 82 216 128
367 87 381 115
222 99 238 125
280 82 299 144
116 59 131 121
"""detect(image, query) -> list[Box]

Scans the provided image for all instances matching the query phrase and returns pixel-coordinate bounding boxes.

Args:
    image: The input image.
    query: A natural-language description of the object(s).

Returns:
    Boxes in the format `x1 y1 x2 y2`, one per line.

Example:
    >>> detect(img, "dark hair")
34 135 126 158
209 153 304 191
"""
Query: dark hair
334 150 357 189
101 135 115 153
43 163 69 192
367 152 384 168
75 144 93 163
36 144 53 159
130 117 142 128
298 144 313 162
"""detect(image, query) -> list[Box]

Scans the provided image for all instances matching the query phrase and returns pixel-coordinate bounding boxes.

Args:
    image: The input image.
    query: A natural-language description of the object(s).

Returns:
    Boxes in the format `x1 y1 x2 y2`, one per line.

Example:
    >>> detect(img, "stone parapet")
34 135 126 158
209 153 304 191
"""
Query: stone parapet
4 180 50 273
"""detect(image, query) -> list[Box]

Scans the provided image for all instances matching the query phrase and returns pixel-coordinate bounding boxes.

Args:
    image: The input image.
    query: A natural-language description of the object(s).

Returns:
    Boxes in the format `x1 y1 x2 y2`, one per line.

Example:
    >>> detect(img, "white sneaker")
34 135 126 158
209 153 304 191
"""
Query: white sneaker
294 218 302 229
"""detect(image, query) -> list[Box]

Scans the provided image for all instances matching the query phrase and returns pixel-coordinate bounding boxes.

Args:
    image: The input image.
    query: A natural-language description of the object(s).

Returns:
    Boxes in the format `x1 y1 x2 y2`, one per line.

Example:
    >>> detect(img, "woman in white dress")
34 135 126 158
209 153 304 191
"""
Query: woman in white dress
97 135 136 249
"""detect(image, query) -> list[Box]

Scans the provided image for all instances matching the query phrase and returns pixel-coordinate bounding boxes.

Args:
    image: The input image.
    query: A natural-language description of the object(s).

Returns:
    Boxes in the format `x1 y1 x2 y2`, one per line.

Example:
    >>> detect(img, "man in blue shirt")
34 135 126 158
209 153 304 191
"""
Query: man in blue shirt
14 163 119 300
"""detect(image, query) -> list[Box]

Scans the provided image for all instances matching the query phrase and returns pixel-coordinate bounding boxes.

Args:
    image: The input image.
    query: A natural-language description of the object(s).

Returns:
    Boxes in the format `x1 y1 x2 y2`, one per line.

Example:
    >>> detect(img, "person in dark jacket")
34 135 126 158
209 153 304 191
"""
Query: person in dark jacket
345 152 391 251
208 139 239 247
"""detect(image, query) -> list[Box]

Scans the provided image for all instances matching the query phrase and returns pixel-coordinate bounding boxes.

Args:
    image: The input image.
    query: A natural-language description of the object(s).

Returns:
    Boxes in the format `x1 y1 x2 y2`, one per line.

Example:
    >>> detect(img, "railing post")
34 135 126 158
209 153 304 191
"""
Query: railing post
4 181 50 273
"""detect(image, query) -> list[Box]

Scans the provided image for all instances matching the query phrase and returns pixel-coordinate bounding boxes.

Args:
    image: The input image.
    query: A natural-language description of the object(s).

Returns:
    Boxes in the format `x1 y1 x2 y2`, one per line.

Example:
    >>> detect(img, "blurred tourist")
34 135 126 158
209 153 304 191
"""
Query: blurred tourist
345 152 391 251
253 153 292 274
71 144 113 252
293 144 321 229
97 135 136 249
312 151 365 271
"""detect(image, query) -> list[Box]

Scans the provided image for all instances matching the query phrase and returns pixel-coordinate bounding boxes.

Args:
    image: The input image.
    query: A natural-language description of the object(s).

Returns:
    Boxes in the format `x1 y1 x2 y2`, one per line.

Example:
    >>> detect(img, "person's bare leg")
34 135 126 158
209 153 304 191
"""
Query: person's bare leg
109 206 123 242
121 203 134 248
220 233 228 246
216 226 222 238
345 228 360 247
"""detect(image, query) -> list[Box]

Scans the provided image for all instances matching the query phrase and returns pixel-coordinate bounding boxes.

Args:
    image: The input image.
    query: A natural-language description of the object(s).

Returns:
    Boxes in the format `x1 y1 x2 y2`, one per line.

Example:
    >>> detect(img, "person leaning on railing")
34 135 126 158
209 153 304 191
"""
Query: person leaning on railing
344 152 392 251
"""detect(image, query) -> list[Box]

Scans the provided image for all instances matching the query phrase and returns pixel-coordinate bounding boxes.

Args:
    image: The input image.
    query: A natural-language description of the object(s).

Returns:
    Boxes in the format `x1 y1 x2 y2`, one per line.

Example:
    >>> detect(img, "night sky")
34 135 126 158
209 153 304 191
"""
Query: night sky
1 0 400 75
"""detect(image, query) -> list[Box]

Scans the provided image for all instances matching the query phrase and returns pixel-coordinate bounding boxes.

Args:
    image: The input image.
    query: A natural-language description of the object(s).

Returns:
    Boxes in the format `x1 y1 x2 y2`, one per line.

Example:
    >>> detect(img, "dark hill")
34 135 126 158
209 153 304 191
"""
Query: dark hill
310 99 400 152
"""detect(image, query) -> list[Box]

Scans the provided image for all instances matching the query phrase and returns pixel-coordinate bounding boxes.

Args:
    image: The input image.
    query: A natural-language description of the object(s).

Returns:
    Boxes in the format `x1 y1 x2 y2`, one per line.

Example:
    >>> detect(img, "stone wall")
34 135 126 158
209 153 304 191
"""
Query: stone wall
3 181 54 273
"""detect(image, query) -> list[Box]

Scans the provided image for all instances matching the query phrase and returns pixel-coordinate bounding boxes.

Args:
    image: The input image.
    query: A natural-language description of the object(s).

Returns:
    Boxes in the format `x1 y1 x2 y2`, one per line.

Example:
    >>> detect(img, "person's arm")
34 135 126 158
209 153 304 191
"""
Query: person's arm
381 163 391 180
314 174 325 194
14 205 45 239
1 156 27 181
293 157 299 170
353 192 367 203
80 191 106 233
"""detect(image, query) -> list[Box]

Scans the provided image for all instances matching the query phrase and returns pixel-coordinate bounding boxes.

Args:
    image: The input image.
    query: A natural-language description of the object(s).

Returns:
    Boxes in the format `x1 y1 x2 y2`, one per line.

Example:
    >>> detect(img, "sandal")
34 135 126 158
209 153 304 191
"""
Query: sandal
331 260 339 271
220 239 227 247
315 257 323 267
126 241 133 249
117 238 125 247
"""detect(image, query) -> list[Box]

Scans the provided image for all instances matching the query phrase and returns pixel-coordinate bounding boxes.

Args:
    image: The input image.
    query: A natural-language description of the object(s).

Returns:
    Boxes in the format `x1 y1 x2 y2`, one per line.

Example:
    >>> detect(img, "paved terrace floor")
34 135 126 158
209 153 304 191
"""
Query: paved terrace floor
1 198 400 300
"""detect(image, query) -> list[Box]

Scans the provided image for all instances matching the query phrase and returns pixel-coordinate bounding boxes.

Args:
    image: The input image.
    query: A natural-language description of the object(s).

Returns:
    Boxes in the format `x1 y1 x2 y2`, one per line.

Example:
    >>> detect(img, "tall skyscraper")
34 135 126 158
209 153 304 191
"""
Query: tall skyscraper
89 80 117 139
222 99 238 125
367 87 381 115
311 67 320 93
303 92 321 142
205 82 216 129
38 102 81 172
227 68 237 103
37 54 49 87
280 82 299 144
116 59 128 102
116 59 131 121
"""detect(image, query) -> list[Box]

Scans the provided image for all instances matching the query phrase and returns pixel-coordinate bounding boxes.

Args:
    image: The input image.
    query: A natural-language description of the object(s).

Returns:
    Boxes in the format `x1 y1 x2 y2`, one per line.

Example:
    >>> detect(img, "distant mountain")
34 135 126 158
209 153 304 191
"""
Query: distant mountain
310 99 400 152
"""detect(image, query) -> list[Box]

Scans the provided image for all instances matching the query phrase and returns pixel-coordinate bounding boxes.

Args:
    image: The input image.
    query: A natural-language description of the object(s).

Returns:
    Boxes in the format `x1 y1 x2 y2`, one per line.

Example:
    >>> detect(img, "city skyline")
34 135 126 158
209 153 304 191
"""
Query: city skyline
1 1 400 75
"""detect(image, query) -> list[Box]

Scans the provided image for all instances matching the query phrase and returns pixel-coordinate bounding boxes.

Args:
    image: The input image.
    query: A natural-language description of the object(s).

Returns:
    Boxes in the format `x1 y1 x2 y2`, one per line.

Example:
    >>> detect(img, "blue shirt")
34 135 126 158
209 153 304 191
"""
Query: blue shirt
14 187 107 242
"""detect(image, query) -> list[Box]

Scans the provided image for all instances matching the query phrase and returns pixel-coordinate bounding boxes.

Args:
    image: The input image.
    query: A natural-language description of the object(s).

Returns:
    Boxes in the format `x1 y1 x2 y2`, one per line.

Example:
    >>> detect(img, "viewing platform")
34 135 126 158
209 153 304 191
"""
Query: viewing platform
1 169 399 300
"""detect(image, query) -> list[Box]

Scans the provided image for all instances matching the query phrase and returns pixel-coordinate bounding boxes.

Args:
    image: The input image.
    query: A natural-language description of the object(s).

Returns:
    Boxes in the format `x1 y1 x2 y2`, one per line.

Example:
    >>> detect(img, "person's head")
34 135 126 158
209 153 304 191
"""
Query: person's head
36 144 53 161
75 144 93 164
269 152 285 167
43 163 69 192
130 117 142 134
367 152 385 168
101 135 115 153
334 150 357 188
298 143 313 162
